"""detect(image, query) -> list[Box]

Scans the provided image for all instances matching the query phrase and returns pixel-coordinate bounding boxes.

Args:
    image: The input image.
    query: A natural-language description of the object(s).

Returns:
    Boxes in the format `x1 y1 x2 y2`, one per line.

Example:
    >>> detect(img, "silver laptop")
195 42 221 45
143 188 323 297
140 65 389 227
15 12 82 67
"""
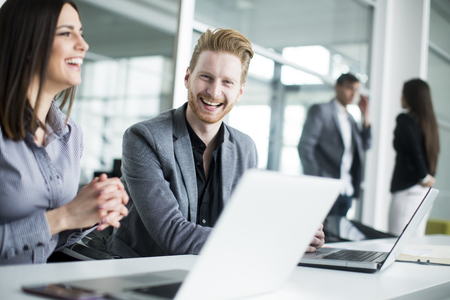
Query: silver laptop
299 187 439 273
23 170 341 300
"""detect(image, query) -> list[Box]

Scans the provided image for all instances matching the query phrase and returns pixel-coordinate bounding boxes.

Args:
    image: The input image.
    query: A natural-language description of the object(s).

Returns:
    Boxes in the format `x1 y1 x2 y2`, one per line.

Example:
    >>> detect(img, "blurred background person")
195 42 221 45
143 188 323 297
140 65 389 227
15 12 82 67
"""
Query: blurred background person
389 78 440 237
298 73 371 219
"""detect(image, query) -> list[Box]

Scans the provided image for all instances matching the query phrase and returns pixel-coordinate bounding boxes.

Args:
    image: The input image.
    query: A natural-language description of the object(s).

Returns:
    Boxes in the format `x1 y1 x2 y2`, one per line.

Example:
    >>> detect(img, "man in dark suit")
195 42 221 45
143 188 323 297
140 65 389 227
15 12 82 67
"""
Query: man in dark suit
298 73 371 217
109 28 326 258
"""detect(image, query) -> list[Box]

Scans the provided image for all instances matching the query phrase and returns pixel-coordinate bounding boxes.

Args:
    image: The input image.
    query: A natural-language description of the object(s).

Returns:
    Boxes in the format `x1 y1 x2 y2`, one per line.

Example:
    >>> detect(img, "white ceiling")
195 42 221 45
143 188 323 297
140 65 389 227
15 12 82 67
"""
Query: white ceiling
76 0 373 64
194 0 373 51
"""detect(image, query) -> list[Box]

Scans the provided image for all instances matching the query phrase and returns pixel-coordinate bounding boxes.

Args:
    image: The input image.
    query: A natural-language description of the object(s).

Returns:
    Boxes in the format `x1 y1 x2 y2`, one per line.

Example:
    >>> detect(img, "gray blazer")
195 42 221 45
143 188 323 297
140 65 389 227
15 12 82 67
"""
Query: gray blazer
109 103 258 258
298 100 371 197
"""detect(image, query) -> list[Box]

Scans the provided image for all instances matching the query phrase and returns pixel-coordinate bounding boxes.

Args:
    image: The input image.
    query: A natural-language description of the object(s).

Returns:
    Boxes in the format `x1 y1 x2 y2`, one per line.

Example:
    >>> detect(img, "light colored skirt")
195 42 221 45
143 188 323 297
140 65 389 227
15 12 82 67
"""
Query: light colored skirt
388 184 431 237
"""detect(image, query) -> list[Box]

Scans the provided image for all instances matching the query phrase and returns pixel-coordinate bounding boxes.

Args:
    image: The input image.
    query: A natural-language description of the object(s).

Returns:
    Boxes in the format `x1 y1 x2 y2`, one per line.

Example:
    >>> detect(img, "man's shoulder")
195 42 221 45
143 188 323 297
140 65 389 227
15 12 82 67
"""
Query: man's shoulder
311 100 334 110
307 101 334 118
224 123 247 136
126 109 177 136
224 124 255 145
122 109 183 157
222 124 258 166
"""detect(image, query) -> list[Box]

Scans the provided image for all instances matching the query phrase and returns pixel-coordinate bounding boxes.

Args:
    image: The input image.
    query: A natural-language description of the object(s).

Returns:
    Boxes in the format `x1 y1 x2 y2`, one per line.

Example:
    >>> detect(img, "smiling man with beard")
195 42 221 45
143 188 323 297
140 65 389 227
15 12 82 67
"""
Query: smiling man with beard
108 28 325 258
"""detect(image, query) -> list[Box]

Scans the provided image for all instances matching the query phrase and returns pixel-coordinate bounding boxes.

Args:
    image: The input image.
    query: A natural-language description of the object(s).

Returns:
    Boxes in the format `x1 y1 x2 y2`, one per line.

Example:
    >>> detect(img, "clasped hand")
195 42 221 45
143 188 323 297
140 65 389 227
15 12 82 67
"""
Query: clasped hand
53 174 129 234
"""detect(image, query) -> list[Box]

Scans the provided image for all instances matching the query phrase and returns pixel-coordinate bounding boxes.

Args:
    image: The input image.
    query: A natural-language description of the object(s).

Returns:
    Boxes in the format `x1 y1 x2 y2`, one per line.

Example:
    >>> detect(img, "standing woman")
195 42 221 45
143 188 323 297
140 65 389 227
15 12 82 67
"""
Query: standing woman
0 0 128 265
389 78 440 237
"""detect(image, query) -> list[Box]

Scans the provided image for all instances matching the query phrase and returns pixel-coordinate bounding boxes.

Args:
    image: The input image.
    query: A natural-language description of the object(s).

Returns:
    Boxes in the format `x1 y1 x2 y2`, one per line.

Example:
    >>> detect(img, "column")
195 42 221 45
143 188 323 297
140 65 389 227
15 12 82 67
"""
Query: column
363 0 430 230
172 0 196 109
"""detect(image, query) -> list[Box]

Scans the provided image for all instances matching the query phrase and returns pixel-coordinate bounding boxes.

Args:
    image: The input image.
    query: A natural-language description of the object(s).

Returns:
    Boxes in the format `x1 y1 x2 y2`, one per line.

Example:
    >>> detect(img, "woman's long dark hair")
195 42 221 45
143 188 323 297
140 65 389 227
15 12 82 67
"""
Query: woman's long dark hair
0 0 78 140
402 78 440 175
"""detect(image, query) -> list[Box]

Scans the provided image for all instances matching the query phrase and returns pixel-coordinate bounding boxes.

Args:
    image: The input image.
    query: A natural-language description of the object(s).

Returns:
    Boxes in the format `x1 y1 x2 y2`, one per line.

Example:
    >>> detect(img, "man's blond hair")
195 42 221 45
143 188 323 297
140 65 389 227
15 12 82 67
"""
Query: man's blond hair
189 28 254 85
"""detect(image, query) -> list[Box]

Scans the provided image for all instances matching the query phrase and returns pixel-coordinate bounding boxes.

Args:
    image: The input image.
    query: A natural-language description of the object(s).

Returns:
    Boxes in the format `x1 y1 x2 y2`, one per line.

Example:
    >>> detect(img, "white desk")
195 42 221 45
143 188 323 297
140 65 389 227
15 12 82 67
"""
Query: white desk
1 235 450 300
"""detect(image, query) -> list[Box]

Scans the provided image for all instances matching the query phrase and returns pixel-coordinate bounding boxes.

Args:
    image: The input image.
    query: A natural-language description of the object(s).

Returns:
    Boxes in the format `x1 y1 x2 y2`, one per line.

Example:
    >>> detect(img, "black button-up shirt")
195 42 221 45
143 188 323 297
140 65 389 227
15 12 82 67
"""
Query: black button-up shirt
186 121 224 227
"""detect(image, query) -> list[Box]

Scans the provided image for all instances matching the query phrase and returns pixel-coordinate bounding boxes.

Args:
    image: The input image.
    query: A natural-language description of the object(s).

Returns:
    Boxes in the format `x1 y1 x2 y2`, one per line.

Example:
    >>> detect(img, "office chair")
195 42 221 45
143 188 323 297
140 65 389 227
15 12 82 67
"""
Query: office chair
58 228 118 261
324 215 396 243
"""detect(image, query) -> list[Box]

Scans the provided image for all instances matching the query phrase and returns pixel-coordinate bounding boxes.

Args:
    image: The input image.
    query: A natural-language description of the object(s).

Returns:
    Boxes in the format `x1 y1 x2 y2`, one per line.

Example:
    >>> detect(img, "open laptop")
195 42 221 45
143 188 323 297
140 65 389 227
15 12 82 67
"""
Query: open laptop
23 170 342 300
299 187 439 273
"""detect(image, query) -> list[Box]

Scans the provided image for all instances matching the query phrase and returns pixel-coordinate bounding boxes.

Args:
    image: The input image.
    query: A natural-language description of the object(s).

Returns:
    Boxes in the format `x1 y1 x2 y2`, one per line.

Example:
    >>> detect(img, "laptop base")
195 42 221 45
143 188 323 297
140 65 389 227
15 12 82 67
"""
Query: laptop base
298 262 380 273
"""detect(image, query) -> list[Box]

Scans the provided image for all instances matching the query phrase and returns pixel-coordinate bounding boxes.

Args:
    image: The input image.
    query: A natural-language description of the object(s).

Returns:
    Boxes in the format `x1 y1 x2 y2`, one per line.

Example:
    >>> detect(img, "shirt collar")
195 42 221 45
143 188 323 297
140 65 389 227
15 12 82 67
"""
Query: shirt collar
333 98 348 115
24 101 67 145
187 120 205 150
47 101 67 136
39 102 70 147
186 120 225 151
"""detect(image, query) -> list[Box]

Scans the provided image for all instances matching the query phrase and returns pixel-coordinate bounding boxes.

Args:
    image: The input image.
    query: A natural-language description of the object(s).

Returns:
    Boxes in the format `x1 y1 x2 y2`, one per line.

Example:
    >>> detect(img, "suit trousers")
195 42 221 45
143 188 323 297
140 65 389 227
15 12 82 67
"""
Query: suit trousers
328 194 353 217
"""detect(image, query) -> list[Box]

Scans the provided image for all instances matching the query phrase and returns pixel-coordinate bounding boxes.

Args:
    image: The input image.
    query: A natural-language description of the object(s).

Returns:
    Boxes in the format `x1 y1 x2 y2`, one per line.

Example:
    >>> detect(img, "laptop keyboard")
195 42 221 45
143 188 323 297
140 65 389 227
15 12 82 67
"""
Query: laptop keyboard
133 282 182 299
323 250 385 262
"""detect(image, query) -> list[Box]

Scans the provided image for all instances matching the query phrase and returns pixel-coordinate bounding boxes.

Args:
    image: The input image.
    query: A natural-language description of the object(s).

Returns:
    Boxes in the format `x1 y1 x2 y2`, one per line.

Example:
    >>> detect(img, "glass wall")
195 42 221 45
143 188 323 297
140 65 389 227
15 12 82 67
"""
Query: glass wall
194 0 374 174
66 0 374 185
427 0 450 219
69 0 179 184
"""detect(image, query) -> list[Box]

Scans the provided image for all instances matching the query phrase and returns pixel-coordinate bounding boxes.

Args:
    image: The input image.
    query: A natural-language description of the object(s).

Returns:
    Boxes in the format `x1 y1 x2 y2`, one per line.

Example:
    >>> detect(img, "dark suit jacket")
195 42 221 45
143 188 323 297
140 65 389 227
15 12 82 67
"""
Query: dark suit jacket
297 100 371 197
108 103 258 258
390 113 429 193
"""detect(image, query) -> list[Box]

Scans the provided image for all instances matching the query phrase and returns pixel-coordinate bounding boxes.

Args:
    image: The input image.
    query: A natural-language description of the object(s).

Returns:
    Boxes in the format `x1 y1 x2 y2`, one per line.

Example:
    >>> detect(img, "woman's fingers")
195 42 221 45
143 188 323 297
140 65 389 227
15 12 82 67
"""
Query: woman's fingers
97 211 124 231
99 197 128 216
63 175 129 231
97 189 129 208
96 221 110 232
89 175 129 204
94 179 129 204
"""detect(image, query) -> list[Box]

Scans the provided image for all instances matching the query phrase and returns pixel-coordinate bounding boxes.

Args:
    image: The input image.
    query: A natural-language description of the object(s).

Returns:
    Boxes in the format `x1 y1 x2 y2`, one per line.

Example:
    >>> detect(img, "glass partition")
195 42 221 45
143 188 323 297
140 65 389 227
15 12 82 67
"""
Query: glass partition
194 0 374 173
69 0 178 184
68 0 374 182
428 0 450 219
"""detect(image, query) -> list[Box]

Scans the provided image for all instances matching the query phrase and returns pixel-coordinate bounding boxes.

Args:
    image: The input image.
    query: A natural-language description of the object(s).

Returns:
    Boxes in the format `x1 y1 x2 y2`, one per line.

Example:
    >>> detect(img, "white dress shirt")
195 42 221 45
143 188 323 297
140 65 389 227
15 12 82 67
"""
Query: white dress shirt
334 99 354 196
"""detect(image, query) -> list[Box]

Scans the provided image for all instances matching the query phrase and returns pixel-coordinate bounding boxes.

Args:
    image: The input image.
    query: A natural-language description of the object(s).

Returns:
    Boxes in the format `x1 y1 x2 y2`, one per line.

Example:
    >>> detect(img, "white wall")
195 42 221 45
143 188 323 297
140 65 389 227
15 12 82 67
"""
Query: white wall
363 0 430 231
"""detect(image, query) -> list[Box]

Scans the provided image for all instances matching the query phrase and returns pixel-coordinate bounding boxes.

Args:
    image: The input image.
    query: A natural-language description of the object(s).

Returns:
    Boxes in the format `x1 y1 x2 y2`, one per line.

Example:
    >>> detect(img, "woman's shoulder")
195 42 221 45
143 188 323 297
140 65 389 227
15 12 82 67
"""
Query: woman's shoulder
396 113 421 136
396 112 416 124
0 125 4 148
0 124 14 149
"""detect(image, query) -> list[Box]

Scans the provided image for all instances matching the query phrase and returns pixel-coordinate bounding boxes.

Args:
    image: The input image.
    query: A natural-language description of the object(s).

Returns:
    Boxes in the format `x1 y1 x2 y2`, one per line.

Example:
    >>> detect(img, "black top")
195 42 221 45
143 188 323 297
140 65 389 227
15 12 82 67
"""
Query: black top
390 113 429 193
186 121 224 227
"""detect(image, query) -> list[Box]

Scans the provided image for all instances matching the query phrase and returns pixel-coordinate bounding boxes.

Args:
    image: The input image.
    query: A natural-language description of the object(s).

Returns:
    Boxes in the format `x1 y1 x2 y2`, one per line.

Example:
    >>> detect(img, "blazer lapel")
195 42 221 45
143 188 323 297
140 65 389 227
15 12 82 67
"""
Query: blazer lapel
173 104 198 222
221 125 236 204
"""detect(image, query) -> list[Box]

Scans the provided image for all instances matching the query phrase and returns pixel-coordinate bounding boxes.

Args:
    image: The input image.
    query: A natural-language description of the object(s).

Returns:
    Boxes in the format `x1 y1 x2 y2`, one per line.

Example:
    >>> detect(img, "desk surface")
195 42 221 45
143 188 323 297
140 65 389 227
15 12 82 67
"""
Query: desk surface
1 235 450 300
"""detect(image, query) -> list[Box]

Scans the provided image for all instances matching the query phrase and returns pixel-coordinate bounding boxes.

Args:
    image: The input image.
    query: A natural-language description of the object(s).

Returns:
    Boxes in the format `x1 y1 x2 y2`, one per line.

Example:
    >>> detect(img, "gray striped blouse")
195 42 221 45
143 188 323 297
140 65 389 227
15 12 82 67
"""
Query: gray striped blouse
0 102 90 265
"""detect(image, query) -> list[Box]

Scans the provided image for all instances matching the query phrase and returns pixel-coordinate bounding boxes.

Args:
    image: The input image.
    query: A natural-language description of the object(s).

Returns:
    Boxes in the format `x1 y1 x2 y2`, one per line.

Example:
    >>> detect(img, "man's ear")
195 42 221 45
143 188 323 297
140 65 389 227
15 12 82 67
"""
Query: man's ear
184 67 191 89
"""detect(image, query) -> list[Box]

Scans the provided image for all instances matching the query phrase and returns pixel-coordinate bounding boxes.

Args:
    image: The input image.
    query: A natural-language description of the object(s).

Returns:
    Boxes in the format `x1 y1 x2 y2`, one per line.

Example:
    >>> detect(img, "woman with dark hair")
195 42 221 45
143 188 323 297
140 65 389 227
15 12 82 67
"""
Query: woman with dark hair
0 0 128 265
389 78 440 237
